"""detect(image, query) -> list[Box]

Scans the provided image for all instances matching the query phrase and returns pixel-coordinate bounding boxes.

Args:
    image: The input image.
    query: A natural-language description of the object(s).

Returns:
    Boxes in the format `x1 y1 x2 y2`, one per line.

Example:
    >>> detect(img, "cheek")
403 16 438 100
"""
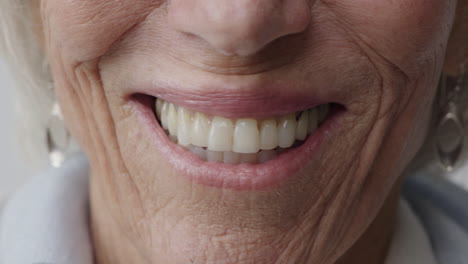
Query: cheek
41 0 161 61
333 0 456 73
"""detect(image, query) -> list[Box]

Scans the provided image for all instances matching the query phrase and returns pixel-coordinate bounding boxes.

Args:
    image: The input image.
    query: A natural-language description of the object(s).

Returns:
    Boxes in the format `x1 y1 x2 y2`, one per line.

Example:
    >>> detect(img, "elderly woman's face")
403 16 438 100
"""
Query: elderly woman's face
40 0 456 262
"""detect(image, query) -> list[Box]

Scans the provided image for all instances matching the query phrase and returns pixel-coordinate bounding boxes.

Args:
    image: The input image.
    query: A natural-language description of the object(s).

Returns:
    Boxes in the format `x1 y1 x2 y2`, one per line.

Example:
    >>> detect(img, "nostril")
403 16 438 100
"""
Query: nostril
167 0 313 57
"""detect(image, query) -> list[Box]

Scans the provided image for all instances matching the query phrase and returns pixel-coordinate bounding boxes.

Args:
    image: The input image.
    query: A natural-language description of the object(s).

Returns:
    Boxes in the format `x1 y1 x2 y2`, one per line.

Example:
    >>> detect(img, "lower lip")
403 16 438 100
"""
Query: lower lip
130 96 344 190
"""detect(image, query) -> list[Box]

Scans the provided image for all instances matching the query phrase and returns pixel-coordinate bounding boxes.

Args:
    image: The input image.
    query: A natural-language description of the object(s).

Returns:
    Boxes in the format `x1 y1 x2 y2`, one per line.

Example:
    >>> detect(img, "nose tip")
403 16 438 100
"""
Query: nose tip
168 0 313 56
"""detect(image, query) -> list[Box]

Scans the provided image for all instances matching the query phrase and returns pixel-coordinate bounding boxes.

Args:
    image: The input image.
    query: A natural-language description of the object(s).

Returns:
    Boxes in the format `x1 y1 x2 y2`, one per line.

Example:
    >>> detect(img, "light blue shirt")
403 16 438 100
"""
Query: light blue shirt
403 170 468 264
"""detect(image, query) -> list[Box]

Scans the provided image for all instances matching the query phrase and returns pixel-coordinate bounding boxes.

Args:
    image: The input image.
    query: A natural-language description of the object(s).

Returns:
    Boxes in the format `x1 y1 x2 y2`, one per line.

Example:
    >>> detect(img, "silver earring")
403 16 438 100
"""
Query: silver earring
435 68 467 171
46 102 71 167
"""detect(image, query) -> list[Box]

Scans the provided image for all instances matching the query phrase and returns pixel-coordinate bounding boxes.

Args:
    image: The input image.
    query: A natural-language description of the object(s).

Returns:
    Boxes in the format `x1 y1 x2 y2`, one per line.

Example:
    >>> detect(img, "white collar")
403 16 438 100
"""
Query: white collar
0 154 437 264
0 153 94 264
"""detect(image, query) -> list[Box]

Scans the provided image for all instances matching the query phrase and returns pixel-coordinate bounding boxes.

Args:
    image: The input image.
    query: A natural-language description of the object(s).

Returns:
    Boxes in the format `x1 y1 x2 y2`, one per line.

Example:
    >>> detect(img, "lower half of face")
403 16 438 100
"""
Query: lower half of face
43 0 455 262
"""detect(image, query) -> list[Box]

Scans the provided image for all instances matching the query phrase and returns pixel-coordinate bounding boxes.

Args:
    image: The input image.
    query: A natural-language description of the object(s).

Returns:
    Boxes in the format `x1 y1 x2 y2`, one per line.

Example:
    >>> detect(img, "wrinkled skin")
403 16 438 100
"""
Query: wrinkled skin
38 0 465 263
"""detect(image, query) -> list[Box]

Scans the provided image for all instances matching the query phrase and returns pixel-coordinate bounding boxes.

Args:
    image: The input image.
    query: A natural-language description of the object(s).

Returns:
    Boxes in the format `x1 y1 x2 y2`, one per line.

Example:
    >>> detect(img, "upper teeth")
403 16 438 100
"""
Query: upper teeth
155 98 330 156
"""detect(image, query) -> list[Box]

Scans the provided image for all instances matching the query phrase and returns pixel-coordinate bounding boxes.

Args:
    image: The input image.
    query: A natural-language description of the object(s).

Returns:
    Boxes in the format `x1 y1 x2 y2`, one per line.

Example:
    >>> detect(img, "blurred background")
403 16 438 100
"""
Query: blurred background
0 60 31 202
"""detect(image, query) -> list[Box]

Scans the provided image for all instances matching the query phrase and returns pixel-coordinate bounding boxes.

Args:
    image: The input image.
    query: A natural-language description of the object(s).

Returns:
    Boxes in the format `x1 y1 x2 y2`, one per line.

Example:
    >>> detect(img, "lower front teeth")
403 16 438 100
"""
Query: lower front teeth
155 98 330 164
188 146 279 164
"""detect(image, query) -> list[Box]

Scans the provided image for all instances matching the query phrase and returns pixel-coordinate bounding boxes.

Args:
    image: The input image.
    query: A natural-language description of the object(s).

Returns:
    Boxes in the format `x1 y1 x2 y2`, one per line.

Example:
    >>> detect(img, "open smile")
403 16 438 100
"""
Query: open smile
155 98 333 164
131 89 346 190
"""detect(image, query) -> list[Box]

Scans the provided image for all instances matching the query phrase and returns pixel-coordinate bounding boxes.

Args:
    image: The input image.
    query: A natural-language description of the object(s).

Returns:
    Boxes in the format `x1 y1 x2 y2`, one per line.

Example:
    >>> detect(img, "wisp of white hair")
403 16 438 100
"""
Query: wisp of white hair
0 0 55 169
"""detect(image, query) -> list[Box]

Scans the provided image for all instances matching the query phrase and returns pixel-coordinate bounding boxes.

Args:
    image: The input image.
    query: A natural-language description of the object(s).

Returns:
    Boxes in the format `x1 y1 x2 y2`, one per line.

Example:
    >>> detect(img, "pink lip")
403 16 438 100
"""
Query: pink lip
129 79 344 118
130 95 344 190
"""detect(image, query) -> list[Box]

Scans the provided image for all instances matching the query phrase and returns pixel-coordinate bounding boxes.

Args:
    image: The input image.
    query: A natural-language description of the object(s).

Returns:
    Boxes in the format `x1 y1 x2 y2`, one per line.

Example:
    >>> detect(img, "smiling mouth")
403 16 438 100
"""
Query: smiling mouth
129 91 345 189
153 98 334 164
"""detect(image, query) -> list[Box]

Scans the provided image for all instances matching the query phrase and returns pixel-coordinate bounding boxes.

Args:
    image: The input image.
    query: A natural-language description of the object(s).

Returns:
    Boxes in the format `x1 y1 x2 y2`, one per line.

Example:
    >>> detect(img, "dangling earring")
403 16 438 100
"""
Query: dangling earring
435 66 466 171
46 102 71 167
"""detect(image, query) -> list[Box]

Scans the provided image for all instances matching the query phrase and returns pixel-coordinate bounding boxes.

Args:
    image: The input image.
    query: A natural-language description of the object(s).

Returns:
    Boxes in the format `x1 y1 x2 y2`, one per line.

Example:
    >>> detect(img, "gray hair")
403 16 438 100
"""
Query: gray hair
0 0 54 169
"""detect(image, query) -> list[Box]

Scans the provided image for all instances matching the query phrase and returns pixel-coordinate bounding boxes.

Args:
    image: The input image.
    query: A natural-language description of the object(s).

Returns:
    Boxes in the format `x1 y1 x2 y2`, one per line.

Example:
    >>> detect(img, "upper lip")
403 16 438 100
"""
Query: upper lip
131 79 346 118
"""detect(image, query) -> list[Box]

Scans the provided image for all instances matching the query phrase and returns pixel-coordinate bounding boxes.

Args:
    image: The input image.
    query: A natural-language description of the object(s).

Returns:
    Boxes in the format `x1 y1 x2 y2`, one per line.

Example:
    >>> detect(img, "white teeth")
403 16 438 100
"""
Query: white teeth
277 114 297 148
260 119 278 150
208 117 234 151
155 99 332 164
156 98 164 118
189 145 207 160
295 111 308 141
258 150 277 164
187 146 277 164
160 101 169 130
177 107 192 146
167 103 178 136
240 153 257 163
233 119 260 154
223 151 240 164
191 112 210 147
206 150 224 162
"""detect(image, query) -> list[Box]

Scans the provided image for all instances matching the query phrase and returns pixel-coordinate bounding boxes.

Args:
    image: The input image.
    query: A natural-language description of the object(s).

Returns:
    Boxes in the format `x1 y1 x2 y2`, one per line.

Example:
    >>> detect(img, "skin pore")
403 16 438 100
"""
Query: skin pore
37 0 466 263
